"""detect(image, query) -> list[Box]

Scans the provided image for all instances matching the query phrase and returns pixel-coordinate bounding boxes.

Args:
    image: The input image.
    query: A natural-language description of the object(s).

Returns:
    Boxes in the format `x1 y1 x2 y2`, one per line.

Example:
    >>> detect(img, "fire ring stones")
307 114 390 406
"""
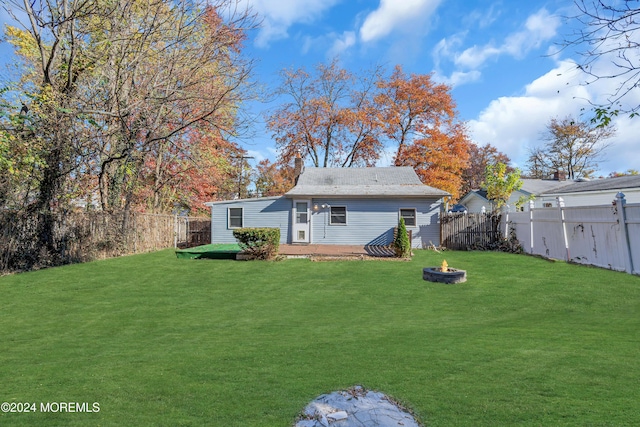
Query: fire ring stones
422 267 467 284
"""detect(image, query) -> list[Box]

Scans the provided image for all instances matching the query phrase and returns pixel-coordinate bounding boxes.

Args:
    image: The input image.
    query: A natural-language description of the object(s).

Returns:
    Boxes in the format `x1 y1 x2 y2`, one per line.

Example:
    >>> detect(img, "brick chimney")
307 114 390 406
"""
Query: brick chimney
294 152 304 184
553 170 566 181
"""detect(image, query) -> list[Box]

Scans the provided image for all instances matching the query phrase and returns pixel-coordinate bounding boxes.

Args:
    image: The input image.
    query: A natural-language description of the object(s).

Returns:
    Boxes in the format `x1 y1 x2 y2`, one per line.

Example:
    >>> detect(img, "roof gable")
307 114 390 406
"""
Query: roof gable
285 167 449 198
459 189 489 205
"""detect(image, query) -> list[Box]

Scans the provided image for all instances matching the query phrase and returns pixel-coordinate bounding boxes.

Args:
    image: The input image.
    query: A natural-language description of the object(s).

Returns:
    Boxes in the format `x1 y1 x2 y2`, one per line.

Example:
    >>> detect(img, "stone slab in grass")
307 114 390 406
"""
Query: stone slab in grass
295 385 421 427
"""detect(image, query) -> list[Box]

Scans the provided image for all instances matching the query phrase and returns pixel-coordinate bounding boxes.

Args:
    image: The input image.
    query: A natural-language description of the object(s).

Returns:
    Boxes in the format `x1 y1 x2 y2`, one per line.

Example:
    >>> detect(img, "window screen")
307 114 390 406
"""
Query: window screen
330 206 347 225
228 207 243 228
400 208 416 227
295 202 308 224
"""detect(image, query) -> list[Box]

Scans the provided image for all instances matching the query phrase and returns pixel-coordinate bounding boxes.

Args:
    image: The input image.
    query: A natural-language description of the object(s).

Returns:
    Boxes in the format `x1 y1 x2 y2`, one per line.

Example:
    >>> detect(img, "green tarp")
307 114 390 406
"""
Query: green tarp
175 244 241 260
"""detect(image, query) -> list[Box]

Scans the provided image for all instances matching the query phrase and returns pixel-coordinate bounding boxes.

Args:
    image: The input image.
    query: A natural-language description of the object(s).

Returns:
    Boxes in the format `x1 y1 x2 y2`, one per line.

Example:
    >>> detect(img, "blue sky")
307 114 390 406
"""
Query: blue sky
238 0 640 176
2 0 639 177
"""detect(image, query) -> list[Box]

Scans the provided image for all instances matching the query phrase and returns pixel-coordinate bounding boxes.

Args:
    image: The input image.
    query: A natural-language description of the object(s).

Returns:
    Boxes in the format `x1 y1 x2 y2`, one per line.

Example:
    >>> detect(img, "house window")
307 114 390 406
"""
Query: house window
543 202 553 208
295 202 308 224
400 208 417 227
330 206 347 225
228 207 243 228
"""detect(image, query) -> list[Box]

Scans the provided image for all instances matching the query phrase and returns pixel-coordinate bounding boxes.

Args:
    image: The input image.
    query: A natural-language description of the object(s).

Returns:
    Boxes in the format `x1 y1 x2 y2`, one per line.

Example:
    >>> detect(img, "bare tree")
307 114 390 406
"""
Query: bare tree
267 59 383 168
566 1 640 122
527 115 615 179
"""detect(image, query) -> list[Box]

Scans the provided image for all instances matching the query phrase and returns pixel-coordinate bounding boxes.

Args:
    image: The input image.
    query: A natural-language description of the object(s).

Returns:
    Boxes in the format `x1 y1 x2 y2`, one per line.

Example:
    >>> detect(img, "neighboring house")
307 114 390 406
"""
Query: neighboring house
204 166 449 248
538 175 640 207
458 178 568 213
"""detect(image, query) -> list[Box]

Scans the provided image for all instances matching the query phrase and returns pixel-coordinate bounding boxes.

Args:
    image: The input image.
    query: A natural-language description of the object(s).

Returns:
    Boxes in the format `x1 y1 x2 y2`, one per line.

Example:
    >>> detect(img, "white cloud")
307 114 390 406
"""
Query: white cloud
468 59 640 175
454 9 560 69
243 0 342 47
605 116 640 174
245 149 267 163
327 31 356 58
359 0 442 43
434 69 481 87
376 145 398 167
503 9 561 58
580 48 640 110
432 33 465 69
433 9 561 86
464 5 500 29
300 30 356 58
454 45 501 69
469 61 589 166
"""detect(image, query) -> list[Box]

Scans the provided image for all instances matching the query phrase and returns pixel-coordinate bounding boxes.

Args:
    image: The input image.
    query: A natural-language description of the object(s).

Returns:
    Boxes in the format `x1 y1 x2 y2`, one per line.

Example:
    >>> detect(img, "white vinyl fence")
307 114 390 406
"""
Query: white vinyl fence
503 193 639 275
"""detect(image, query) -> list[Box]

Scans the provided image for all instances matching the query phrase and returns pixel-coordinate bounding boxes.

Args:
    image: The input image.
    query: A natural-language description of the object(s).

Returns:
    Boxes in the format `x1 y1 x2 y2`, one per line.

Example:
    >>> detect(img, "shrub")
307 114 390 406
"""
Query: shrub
393 218 411 258
232 227 280 260
467 224 523 253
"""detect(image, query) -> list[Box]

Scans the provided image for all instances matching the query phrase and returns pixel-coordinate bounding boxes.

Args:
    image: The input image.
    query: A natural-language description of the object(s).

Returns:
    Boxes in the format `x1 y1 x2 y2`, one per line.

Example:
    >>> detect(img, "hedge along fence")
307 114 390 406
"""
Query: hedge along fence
0 210 210 274
232 227 280 260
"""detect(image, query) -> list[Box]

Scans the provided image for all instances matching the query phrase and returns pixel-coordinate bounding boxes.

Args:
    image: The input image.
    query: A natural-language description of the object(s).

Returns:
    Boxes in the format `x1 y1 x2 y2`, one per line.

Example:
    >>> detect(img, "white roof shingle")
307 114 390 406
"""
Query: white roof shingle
519 179 569 195
285 167 449 198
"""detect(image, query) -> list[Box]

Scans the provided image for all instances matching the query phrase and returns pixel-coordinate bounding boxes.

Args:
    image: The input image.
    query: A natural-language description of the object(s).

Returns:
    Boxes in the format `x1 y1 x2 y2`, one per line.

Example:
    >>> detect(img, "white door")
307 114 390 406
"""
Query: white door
292 200 310 243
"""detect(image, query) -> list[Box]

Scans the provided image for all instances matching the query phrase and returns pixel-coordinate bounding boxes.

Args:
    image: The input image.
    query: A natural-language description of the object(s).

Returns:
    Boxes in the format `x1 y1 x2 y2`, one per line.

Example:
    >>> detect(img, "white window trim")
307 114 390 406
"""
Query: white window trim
295 202 308 224
399 208 417 227
228 207 243 229
329 206 347 225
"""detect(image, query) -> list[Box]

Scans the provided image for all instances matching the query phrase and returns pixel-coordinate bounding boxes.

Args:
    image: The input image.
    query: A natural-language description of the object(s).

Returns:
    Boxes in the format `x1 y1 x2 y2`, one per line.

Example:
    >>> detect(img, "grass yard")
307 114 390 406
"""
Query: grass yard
0 250 639 426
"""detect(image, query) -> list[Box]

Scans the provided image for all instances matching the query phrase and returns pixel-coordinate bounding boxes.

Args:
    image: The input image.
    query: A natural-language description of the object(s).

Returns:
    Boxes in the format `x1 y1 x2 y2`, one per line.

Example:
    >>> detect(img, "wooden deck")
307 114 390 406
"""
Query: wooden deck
278 244 395 257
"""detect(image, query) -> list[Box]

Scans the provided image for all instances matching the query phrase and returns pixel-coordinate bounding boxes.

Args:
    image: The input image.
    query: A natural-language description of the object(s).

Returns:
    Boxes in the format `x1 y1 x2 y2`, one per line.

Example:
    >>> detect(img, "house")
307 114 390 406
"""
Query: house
204 166 449 249
538 175 640 207
458 178 568 213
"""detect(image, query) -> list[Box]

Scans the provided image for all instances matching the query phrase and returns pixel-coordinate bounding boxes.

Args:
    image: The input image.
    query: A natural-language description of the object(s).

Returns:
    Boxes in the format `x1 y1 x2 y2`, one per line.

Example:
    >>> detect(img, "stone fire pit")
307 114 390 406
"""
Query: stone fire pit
423 260 466 284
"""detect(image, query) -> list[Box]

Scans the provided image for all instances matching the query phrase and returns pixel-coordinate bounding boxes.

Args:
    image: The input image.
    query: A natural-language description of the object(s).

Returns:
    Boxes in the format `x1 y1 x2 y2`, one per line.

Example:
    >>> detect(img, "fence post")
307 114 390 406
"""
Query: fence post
502 204 510 239
529 200 535 254
616 192 634 274
557 197 570 261
173 214 178 248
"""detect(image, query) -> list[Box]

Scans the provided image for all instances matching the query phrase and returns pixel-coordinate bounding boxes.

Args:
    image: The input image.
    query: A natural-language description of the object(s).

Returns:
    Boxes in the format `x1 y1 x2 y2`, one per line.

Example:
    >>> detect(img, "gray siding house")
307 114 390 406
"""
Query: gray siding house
538 175 640 206
205 166 449 249
458 178 569 213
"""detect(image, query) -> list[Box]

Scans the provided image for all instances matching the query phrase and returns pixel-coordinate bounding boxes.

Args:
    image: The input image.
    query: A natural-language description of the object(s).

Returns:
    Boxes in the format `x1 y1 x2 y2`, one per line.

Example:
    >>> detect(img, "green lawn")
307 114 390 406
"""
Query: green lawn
1 250 639 426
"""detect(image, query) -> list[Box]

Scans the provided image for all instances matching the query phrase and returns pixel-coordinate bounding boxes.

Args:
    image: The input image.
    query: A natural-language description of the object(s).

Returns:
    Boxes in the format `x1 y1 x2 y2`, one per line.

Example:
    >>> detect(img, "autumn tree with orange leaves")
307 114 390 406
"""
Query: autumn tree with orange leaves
267 59 384 169
254 159 296 197
526 115 614 180
136 126 249 214
376 66 471 199
267 62 471 199
2 0 258 215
